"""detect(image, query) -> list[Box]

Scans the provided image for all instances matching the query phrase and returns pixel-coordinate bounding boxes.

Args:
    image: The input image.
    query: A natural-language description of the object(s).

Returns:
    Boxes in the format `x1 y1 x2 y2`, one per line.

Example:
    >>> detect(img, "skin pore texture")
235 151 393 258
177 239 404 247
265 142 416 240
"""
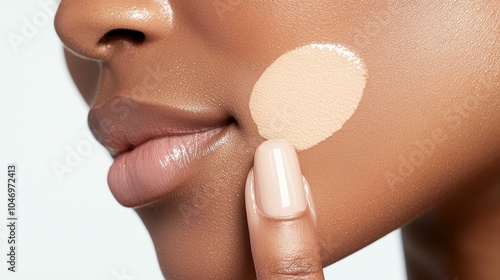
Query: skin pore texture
249 43 367 151
55 1 500 279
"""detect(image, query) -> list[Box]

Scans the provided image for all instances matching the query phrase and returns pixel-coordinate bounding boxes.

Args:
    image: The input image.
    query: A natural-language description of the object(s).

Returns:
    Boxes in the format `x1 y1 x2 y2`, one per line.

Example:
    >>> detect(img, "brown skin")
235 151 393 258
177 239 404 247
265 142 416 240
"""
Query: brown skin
55 0 500 279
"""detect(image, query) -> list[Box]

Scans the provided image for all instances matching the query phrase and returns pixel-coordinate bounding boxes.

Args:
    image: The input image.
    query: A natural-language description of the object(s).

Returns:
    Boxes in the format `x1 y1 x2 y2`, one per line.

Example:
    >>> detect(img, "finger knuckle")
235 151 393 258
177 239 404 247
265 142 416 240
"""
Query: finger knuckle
261 250 323 279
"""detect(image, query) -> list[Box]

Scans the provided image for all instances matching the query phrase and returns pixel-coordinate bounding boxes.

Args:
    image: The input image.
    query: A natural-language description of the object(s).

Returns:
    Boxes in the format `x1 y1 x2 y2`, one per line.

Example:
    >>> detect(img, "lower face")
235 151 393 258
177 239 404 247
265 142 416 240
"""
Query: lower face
57 0 500 279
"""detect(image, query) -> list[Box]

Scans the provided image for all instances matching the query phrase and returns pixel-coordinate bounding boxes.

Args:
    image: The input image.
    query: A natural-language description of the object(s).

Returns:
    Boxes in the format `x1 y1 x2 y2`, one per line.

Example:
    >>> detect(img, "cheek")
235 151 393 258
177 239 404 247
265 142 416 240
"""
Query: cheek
173 0 347 61
296 1 500 261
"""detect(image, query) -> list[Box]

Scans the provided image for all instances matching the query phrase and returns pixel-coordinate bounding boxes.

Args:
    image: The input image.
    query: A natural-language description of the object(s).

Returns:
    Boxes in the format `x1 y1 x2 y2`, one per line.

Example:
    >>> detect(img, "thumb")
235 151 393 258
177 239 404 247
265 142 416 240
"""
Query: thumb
245 139 324 280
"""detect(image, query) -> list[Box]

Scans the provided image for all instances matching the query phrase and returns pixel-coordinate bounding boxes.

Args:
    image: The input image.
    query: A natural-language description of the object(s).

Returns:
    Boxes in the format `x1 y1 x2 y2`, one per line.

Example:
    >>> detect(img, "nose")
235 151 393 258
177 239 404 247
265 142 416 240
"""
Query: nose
55 0 173 60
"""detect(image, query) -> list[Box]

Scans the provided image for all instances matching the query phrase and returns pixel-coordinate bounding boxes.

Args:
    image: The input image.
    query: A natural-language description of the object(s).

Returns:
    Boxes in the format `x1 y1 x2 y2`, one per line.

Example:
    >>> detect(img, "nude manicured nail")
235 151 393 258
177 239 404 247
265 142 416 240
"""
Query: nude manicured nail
254 139 307 217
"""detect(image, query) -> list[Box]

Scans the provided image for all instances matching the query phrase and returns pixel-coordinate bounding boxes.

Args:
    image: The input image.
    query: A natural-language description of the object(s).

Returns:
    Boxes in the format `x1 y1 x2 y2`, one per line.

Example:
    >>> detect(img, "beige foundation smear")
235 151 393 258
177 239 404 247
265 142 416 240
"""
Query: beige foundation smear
249 43 367 151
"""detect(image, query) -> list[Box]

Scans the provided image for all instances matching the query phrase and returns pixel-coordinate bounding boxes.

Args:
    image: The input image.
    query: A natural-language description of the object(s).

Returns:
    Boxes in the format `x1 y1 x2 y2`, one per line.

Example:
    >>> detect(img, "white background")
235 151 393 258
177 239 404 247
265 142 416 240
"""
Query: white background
0 1 407 279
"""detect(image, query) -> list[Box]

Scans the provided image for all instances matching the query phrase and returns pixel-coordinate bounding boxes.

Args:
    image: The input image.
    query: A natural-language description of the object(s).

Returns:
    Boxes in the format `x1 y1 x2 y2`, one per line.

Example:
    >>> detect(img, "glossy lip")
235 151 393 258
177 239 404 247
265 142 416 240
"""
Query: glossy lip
89 97 232 207
108 127 228 207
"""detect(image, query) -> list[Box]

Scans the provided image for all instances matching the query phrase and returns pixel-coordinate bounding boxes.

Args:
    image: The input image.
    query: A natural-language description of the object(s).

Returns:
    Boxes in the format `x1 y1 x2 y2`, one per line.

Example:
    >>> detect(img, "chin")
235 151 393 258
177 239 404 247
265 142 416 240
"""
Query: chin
133 127 260 280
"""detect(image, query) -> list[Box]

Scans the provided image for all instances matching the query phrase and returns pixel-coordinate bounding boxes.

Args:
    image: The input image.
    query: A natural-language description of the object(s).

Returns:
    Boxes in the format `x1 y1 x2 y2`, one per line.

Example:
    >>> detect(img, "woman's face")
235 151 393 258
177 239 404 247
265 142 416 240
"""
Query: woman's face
55 1 500 279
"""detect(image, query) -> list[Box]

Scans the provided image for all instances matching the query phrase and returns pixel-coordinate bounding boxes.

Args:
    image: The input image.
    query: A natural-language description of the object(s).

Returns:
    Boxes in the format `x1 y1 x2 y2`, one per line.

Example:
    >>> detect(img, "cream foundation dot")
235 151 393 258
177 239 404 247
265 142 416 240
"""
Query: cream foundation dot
249 43 367 151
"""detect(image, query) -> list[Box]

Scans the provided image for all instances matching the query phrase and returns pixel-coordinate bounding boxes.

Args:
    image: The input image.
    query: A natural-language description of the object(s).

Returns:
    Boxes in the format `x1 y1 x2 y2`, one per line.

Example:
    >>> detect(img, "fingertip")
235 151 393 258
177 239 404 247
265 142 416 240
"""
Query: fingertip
253 139 307 218
245 141 324 279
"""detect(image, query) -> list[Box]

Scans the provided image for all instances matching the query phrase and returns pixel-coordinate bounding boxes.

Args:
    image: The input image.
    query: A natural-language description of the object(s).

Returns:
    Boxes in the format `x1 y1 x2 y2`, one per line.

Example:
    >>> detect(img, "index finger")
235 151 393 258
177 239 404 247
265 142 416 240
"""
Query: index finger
245 139 325 280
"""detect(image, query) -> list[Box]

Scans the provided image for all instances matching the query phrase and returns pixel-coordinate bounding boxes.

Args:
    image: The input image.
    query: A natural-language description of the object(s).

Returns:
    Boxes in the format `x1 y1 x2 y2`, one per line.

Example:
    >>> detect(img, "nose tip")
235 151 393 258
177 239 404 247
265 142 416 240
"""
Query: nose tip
55 0 173 60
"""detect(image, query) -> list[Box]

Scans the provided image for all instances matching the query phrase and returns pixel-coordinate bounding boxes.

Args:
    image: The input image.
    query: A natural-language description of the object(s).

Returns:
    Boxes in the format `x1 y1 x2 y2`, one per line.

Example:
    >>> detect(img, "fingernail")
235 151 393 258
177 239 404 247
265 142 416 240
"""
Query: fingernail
253 139 307 218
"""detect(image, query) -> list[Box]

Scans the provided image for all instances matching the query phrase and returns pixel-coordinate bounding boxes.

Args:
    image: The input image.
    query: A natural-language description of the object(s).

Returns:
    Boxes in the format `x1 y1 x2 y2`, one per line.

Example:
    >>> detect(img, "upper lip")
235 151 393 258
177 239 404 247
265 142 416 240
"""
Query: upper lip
88 96 232 157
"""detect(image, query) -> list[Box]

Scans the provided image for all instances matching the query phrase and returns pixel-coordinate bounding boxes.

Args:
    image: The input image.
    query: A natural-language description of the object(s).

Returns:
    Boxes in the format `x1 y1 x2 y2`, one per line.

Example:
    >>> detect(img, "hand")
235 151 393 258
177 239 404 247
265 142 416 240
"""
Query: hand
245 139 325 280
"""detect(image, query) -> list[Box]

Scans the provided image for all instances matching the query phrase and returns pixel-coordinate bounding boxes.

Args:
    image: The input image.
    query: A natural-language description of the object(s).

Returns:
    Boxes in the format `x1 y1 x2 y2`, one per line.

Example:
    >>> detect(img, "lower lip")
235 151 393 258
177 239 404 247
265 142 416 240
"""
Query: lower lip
107 127 226 207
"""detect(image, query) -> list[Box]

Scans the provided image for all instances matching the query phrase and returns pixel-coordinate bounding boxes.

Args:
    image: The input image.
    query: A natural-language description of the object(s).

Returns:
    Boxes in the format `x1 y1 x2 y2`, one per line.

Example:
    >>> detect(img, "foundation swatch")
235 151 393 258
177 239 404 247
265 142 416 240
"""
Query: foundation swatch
249 43 367 151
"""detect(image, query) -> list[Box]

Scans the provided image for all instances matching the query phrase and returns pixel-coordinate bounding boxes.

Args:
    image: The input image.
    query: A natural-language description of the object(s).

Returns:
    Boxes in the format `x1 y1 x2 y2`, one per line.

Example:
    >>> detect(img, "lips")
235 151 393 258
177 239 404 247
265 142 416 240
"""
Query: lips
89 97 231 207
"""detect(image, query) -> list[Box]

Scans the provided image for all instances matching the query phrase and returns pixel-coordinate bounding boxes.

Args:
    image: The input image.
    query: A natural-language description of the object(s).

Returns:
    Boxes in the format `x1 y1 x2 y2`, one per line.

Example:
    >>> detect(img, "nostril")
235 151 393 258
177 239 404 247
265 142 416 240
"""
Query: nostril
98 29 146 46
